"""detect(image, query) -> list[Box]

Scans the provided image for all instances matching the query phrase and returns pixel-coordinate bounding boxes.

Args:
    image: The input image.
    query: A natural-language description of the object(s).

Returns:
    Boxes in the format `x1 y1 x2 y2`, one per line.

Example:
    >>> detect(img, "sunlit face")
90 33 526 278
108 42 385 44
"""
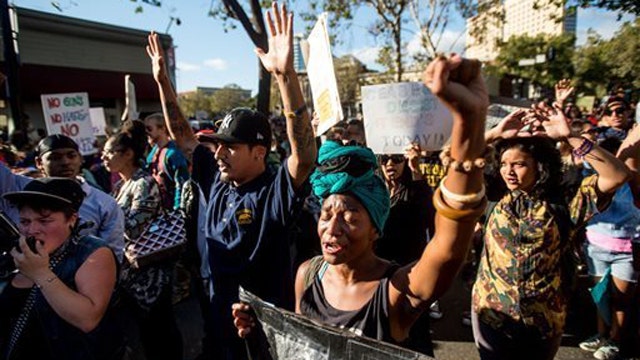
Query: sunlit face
19 207 76 254
379 155 406 183
144 118 167 146
601 105 628 130
317 194 378 264
499 147 538 192
36 149 82 178
101 138 128 173
214 142 265 186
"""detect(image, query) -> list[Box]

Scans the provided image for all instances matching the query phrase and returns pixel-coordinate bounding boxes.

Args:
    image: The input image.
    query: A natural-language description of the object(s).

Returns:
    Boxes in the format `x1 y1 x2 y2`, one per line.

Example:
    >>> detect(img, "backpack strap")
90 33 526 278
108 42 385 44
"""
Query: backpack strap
303 255 325 290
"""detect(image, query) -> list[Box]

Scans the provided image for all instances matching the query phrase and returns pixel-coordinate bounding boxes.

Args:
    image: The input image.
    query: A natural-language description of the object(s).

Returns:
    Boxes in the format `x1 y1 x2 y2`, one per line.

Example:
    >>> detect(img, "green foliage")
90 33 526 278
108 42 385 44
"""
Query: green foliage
178 85 254 119
488 33 575 88
574 18 640 95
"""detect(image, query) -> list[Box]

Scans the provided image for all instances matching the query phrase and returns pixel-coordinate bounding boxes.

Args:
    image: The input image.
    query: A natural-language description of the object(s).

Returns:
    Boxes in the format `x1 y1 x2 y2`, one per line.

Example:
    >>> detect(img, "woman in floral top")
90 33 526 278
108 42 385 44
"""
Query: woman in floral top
474 107 630 360
101 120 183 360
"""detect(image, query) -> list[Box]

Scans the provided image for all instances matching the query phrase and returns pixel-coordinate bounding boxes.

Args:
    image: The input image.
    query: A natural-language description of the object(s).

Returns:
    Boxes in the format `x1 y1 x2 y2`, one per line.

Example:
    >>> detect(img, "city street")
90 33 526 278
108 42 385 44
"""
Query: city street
174 272 615 359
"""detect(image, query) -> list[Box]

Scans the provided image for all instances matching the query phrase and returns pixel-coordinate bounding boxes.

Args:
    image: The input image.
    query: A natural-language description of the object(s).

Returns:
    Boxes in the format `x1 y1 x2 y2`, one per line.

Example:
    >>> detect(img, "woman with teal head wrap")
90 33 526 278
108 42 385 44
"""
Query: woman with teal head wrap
234 54 489 357
310 140 390 236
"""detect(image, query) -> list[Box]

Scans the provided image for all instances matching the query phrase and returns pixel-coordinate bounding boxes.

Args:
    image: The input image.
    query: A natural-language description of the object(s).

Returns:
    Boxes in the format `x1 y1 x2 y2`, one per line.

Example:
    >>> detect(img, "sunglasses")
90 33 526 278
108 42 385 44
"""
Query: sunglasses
604 108 626 116
378 154 405 164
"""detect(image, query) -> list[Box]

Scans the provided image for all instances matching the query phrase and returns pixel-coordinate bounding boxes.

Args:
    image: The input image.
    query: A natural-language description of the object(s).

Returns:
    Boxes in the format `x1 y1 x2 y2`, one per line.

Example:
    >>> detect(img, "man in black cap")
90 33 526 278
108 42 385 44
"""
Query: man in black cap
146 3 317 358
0 134 125 261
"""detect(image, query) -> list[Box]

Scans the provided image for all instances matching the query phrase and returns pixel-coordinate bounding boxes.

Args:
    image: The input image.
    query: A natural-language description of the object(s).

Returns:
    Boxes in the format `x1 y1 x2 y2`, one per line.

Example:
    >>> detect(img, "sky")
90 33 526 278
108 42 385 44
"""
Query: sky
12 0 636 95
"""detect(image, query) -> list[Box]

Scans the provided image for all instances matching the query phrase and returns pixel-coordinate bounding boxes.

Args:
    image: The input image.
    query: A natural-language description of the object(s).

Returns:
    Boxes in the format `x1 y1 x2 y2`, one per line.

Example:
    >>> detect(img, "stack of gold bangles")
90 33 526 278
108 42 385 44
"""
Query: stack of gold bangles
433 176 487 222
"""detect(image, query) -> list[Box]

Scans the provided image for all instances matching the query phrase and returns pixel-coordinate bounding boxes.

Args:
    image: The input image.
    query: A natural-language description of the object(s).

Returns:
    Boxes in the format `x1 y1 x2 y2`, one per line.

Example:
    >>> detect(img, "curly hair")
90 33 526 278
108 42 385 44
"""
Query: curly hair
490 137 564 202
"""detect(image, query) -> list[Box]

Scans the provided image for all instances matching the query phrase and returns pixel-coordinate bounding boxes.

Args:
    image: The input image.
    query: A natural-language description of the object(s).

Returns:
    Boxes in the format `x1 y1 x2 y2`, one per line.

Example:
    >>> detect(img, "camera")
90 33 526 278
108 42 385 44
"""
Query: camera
0 211 37 279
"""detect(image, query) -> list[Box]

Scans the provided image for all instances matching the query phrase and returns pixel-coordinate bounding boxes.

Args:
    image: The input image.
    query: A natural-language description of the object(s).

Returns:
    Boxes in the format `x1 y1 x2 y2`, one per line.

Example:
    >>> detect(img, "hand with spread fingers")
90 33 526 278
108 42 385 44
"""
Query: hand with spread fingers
554 78 574 106
534 103 572 140
255 2 294 77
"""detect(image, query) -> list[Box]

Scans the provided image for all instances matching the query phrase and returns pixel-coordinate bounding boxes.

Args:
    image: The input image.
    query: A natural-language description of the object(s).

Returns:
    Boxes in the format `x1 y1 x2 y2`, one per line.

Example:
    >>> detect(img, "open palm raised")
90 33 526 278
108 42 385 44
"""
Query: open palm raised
256 2 294 77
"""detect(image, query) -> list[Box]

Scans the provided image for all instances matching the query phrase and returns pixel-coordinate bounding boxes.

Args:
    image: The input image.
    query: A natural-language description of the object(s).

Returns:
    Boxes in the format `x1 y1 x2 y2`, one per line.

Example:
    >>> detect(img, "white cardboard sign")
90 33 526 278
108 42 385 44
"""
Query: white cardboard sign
41 92 96 155
361 82 452 153
89 107 107 136
307 13 343 135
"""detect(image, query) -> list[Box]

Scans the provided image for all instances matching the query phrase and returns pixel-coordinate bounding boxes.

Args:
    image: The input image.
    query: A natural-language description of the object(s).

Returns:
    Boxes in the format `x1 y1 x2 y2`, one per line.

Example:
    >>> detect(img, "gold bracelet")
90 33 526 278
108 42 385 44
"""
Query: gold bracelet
35 274 58 289
440 176 486 204
433 187 487 222
284 104 308 120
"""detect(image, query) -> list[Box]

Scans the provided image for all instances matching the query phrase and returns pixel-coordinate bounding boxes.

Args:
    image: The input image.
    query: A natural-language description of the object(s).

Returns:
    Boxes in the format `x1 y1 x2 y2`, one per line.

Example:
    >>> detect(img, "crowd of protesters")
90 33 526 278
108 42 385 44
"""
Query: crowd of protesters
0 2 640 360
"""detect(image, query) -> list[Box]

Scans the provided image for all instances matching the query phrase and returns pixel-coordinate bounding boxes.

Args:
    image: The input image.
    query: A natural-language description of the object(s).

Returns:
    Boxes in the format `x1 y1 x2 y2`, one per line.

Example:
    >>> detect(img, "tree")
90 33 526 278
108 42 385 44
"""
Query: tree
301 0 408 82
487 33 575 89
301 0 471 82
178 84 255 118
573 32 614 97
574 18 640 96
208 0 271 114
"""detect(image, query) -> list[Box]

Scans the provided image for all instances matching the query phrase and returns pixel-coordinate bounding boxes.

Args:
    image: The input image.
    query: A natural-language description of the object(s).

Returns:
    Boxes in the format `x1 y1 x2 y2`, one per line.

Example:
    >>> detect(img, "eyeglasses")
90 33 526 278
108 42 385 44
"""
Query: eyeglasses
378 154 405 164
102 148 123 156
604 108 626 116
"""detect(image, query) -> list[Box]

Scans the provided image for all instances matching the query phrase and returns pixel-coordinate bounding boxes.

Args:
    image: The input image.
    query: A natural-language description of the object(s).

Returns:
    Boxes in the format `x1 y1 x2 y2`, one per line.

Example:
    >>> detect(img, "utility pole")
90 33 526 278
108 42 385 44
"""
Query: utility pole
0 0 23 134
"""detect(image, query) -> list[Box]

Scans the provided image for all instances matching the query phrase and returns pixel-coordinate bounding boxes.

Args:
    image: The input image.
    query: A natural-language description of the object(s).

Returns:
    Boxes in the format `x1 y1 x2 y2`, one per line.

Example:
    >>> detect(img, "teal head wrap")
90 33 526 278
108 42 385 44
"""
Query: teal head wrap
310 140 390 235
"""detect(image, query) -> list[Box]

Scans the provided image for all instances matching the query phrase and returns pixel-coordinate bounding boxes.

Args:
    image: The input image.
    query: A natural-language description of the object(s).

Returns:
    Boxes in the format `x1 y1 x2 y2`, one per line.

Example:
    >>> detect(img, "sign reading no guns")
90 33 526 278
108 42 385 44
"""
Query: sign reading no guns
41 92 96 155
362 82 452 154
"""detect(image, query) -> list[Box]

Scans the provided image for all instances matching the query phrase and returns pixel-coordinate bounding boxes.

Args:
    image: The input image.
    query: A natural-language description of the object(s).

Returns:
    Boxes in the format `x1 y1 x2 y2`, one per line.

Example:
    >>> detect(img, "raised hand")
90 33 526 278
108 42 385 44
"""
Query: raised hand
496 109 527 139
146 31 168 84
554 79 574 105
423 54 488 118
255 2 294 77
534 103 571 140
404 142 422 175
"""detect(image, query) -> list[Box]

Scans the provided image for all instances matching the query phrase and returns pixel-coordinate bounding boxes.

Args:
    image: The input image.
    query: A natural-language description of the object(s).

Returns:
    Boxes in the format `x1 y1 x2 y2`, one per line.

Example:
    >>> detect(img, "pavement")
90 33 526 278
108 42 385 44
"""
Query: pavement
174 272 634 360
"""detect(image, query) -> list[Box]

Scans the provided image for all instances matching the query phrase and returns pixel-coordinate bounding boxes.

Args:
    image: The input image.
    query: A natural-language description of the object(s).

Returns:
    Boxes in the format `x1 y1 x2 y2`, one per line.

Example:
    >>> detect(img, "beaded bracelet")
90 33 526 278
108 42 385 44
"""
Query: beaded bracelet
572 137 594 158
433 187 487 222
440 176 486 204
439 146 490 173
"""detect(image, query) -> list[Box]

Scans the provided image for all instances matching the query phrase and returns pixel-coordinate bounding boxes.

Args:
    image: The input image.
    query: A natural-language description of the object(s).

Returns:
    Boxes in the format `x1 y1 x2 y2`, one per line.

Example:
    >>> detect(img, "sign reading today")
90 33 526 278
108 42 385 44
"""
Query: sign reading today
307 13 343 135
361 82 452 153
41 92 96 155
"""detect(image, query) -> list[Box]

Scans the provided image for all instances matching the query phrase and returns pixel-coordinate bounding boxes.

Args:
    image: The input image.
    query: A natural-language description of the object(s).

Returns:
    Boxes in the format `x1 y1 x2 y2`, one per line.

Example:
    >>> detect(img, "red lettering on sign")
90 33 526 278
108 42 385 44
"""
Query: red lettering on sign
50 114 62 124
60 123 79 137
47 98 60 109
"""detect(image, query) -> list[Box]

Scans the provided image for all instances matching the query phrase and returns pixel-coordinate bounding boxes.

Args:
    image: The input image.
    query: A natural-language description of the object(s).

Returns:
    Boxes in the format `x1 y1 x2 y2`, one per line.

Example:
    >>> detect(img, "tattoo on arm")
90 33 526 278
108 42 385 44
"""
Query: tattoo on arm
291 116 314 157
166 100 187 138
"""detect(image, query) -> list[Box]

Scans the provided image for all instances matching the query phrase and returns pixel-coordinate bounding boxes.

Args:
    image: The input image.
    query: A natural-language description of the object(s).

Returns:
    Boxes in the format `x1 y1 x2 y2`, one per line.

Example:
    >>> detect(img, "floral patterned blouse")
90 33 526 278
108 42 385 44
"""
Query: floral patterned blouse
113 168 168 311
472 175 601 337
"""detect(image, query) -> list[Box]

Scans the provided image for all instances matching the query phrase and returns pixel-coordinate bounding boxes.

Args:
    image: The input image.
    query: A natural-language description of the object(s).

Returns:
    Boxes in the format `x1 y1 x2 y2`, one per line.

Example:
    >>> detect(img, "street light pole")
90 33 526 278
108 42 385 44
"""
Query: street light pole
0 0 23 134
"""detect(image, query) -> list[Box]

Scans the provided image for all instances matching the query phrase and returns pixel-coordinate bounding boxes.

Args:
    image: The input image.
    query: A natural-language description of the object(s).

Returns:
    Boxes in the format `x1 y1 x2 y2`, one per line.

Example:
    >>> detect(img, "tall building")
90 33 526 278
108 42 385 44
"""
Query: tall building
293 33 306 73
466 0 576 62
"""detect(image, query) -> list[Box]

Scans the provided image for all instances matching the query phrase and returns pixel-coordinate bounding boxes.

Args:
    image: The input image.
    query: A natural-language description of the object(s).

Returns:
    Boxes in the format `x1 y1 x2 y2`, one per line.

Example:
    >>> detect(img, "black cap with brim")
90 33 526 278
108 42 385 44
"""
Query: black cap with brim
212 108 271 147
3 177 85 212
209 133 244 144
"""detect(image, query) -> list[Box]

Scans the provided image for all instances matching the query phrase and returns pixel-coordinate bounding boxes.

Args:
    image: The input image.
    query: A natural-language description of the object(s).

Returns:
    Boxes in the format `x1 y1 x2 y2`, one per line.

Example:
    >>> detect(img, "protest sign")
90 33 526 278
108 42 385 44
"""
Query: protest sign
307 13 343 135
361 82 452 153
239 287 433 360
89 107 107 136
41 92 96 155
121 74 139 122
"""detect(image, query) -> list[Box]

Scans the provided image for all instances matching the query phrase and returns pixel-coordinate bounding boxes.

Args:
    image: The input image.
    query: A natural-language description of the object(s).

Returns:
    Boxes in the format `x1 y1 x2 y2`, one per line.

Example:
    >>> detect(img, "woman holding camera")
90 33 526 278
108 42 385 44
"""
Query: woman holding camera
0 177 122 360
